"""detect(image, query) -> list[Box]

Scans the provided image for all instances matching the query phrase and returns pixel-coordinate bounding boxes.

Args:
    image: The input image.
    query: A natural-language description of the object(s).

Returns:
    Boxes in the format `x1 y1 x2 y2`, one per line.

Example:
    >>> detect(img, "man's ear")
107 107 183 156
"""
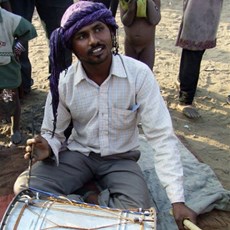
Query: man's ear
108 24 115 36
110 30 115 37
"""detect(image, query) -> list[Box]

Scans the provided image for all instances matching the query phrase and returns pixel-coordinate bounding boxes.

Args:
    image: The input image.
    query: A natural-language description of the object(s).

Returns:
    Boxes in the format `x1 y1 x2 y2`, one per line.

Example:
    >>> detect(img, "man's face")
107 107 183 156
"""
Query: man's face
71 21 113 65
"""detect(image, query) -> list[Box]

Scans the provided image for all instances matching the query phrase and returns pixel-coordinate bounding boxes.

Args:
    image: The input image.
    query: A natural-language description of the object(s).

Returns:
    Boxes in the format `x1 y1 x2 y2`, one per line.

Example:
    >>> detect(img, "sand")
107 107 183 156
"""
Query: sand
0 0 229 228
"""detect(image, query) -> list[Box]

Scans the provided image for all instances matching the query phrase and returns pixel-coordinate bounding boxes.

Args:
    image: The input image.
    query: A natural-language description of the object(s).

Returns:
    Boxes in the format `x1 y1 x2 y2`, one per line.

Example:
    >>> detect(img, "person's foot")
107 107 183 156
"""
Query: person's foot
175 79 180 89
83 191 99 204
23 79 34 95
11 130 22 144
178 104 201 119
227 95 230 105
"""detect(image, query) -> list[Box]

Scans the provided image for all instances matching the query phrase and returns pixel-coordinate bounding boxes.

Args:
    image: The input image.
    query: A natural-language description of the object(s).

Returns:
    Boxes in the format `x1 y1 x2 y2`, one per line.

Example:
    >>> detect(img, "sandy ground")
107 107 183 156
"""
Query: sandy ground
153 0 230 191
0 0 229 227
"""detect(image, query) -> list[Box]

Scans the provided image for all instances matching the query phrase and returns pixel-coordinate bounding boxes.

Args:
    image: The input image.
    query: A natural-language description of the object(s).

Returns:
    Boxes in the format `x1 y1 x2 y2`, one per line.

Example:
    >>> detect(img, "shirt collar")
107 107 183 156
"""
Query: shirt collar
73 61 87 86
73 54 127 86
110 54 127 79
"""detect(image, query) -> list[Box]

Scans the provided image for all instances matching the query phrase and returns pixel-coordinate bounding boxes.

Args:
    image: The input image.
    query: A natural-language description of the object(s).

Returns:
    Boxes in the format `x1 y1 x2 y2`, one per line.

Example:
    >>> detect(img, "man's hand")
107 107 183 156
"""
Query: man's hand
24 135 52 162
172 202 197 230
14 41 26 58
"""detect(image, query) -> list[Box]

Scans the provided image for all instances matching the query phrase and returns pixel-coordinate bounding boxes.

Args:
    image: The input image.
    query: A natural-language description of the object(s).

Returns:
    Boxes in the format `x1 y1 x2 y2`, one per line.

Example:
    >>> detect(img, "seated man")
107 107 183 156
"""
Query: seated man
14 1 196 229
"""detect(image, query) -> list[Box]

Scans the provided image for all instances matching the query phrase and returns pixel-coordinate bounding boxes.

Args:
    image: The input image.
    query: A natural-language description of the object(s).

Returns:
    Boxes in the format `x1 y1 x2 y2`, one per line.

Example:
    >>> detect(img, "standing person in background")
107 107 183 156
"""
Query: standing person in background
176 0 223 119
0 5 37 144
9 0 73 96
0 0 11 11
96 0 119 17
14 2 197 229
120 0 161 70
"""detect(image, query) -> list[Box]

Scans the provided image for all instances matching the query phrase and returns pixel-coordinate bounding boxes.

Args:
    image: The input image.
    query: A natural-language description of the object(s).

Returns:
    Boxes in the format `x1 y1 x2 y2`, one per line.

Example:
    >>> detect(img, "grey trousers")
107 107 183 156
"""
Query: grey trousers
14 150 151 209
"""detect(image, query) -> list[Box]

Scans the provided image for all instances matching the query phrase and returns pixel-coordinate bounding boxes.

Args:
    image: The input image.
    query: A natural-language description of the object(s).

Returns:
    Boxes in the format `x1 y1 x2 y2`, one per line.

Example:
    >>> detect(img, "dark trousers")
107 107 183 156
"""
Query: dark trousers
10 0 73 92
14 150 151 209
178 49 205 105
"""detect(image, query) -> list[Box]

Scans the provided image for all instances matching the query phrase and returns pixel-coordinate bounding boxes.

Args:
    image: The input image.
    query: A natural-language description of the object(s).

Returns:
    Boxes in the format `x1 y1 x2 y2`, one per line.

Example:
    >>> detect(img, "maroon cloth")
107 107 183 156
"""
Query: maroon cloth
176 0 223 50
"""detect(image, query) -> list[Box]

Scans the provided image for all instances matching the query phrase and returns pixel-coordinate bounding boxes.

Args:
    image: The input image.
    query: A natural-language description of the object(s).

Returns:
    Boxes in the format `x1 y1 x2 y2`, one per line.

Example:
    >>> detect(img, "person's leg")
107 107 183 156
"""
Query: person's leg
178 49 205 118
124 38 139 61
35 0 73 70
9 0 35 20
110 0 119 17
178 49 205 105
10 0 35 95
14 150 96 196
139 37 155 70
0 89 15 125
10 88 22 144
96 151 151 209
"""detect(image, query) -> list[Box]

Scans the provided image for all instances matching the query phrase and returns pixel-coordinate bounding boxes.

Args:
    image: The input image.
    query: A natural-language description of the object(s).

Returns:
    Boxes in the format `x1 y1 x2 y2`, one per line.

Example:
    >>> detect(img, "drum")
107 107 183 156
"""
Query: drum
0 189 157 230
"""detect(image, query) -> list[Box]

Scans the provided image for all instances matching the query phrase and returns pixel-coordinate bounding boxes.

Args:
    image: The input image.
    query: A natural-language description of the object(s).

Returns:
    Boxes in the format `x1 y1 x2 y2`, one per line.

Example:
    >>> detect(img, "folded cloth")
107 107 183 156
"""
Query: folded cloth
138 135 230 229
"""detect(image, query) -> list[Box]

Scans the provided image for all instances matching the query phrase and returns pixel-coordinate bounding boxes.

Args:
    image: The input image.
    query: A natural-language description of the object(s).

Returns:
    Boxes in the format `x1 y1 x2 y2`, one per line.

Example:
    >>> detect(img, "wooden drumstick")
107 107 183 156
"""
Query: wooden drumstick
27 108 35 187
183 218 202 230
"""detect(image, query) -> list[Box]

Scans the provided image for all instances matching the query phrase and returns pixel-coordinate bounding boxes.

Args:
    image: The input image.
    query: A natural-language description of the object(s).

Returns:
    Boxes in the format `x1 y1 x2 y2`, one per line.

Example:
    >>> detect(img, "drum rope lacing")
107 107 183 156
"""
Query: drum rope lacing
13 204 27 230
15 195 156 230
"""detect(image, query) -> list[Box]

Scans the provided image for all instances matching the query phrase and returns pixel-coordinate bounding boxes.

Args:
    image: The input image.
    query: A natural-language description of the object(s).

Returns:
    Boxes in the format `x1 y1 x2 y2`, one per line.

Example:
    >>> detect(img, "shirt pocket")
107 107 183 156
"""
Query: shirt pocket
111 107 137 130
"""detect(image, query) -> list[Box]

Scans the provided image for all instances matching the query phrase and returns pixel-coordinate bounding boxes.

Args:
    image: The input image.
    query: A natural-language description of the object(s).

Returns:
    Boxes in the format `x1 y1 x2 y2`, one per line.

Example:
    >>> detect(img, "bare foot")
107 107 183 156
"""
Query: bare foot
227 95 230 105
83 191 99 204
178 104 201 119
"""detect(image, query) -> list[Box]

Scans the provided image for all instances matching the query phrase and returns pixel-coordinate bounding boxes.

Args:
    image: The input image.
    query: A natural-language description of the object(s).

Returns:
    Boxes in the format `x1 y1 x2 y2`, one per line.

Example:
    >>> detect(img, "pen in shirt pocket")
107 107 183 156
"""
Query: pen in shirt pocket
131 103 140 112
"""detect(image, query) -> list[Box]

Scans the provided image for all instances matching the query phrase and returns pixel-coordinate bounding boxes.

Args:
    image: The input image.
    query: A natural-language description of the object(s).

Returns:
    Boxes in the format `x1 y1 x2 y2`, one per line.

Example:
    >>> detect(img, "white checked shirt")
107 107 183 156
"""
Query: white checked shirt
41 54 184 204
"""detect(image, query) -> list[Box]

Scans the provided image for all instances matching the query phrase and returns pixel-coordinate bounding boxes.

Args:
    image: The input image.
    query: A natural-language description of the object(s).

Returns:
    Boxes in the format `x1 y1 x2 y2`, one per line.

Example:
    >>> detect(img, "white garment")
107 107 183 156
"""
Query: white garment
41 54 184 204
0 8 21 65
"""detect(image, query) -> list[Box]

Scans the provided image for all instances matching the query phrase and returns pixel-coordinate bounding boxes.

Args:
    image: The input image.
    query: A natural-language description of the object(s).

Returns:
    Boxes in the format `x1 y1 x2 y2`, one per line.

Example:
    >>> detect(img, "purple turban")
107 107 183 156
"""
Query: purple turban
60 1 118 49
49 0 118 135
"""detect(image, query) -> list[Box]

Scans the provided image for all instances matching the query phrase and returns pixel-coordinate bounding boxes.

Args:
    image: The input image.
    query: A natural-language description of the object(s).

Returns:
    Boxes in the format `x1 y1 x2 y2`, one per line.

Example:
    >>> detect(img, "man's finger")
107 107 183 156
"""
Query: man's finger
25 145 32 153
26 138 36 145
24 152 31 160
